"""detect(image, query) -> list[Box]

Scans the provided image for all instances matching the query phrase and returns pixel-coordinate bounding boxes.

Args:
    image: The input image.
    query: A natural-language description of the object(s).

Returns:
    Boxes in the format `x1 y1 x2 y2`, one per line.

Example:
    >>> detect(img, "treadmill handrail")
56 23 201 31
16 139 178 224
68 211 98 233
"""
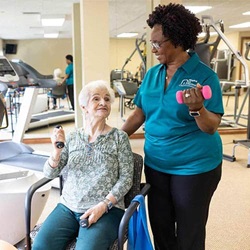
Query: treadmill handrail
18 61 53 80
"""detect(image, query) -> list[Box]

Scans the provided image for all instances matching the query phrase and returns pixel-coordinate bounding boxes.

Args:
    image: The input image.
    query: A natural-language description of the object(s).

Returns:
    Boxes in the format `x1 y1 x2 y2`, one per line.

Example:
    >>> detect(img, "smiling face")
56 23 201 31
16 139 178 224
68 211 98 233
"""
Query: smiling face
150 24 184 65
83 87 111 120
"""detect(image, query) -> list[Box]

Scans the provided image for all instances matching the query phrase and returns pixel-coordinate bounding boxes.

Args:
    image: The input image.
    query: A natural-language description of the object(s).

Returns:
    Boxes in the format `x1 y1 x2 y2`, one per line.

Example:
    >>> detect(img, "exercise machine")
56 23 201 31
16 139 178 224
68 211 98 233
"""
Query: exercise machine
0 92 51 246
200 16 250 166
112 34 145 121
225 42 250 166
0 57 74 138
120 33 146 83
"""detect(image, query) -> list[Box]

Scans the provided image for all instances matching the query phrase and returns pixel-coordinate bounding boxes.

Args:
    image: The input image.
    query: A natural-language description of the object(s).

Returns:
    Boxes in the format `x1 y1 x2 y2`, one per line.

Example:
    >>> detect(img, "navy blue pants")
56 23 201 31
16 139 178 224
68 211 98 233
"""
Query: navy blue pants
145 163 222 250
67 84 74 110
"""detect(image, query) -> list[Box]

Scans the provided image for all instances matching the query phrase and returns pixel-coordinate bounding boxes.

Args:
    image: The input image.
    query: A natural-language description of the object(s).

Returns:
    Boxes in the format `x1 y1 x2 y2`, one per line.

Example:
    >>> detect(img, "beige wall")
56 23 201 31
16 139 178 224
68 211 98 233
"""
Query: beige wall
3 39 73 75
4 31 249 81
2 38 143 79
109 38 144 77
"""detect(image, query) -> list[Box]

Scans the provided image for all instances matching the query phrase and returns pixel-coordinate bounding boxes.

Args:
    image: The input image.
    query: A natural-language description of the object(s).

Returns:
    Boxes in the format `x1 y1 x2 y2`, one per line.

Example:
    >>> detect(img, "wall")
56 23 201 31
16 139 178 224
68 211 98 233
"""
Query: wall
3 39 73 75
2 38 143 79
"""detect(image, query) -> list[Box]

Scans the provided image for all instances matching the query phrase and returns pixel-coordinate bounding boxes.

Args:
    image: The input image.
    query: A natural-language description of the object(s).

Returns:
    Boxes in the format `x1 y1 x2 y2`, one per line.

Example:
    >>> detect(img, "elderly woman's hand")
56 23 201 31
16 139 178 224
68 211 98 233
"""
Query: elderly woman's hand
182 83 204 111
51 126 65 151
80 202 107 227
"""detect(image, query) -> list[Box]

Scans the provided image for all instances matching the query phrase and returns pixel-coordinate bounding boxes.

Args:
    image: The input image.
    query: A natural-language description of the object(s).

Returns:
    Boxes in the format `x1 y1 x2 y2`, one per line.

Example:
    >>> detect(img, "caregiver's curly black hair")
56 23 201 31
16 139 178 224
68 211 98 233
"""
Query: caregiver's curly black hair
147 3 202 51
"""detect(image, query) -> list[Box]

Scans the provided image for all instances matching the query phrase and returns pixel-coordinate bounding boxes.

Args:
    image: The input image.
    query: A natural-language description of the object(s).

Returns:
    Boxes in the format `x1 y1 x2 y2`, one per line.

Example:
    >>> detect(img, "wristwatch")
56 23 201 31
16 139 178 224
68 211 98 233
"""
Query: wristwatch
103 198 113 212
189 106 204 117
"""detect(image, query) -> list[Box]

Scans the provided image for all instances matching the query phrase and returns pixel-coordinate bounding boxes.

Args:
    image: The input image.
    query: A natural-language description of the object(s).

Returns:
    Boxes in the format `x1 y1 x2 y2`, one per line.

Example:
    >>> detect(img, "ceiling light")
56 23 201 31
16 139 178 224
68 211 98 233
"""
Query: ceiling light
41 16 65 27
229 22 250 28
44 33 59 38
243 11 250 15
117 32 138 38
185 6 212 14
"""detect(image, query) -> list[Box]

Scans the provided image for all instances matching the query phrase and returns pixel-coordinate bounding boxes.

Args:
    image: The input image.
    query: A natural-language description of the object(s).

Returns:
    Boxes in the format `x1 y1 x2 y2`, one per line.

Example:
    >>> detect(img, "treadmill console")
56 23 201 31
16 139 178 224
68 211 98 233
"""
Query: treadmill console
0 57 19 82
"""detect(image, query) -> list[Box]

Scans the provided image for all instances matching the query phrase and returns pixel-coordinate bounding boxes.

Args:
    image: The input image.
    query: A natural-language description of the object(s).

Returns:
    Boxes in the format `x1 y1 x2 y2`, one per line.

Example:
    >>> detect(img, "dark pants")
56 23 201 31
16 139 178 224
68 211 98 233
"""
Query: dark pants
32 203 124 250
67 84 74 110
145 163 222 250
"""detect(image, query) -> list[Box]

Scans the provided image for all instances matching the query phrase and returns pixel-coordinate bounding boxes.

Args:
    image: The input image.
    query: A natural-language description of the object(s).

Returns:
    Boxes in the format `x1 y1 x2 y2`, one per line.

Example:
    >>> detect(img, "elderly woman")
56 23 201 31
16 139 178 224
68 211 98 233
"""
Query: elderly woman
33 80 134 250
122 4 223 250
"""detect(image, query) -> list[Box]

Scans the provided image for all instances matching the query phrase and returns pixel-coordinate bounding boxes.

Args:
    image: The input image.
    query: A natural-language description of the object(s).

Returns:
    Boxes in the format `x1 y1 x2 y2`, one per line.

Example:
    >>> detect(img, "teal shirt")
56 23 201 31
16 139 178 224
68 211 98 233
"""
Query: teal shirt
65 63 73 85
134 52 224 175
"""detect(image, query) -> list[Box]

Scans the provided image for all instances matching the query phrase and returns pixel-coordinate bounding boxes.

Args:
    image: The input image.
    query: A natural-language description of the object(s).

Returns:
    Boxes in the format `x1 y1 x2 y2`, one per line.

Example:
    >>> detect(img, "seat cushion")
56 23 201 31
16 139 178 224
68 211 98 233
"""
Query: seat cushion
0 142 33 161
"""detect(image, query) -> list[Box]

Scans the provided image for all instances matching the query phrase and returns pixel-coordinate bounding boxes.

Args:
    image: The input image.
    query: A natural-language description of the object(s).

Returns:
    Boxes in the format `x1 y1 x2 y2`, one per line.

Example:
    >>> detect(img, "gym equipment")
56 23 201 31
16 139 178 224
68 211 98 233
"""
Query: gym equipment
0 57 74 140
55 125 65 149
244 42 250 60
0 96 51 246
120 33 146 82
191 19 223 67
201 16 250 166
0 170 51 245
113 81 138 122
176 85 212 104
0 82 8 96
0 93 8 129
11 59 56 89
79 218 89 228
0 57 19 84
225 42 250 166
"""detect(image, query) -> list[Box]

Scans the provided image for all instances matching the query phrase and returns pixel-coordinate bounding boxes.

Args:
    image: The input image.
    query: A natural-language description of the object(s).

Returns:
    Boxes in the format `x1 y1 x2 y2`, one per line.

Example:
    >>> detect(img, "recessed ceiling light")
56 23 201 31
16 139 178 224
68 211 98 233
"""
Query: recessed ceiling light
117 32 138 38
23 12 40 15
243 11 250 15
44 33 59 38
185 6 212 14
229 22 250 28
41 16 65 27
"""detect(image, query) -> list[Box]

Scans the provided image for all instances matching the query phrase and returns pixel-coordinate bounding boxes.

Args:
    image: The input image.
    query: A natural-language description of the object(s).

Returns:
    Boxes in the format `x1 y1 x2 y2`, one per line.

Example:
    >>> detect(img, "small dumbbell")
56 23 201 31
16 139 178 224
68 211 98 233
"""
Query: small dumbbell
176 85 212 104
79 218 89 228
55 125 65 149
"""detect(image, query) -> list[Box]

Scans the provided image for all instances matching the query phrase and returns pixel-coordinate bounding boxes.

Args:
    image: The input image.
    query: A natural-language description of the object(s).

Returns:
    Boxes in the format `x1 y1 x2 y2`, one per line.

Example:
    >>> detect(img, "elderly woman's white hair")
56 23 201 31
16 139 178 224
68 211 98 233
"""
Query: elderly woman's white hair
78 80 115 107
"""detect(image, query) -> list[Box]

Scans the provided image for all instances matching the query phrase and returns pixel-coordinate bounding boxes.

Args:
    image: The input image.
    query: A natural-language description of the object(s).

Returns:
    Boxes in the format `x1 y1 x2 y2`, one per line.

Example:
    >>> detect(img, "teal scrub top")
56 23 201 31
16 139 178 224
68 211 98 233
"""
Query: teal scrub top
134 52 224 175
65 63 73 85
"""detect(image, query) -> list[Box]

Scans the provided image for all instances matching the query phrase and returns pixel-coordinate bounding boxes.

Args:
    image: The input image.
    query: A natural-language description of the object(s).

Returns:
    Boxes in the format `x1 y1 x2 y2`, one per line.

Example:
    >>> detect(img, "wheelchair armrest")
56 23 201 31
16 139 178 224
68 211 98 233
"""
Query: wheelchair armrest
117 183 151 250
25 177 54 250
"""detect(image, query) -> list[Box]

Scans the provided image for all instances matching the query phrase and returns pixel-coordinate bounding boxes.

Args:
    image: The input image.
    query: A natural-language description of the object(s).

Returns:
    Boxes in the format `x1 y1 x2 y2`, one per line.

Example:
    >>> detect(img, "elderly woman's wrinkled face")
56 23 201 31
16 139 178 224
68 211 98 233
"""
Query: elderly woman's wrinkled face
84 88 111 119
150 24 176 65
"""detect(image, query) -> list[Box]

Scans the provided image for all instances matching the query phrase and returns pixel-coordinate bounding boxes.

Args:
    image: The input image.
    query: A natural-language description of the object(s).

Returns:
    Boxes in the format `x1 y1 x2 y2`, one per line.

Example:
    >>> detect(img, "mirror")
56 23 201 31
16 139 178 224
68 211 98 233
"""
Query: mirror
0 92 8 129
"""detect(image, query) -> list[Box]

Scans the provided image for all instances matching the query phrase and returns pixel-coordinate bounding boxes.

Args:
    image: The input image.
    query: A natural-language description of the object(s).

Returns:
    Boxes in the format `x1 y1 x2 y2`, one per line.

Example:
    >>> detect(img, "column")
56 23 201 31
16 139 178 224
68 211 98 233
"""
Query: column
80 0 110 84
72 3 83 128
72 0 109 128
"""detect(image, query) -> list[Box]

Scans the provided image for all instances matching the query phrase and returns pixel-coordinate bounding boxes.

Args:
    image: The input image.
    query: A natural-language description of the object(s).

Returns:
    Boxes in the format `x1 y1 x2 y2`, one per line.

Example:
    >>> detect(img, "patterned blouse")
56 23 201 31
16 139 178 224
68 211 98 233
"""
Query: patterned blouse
43 127 134 213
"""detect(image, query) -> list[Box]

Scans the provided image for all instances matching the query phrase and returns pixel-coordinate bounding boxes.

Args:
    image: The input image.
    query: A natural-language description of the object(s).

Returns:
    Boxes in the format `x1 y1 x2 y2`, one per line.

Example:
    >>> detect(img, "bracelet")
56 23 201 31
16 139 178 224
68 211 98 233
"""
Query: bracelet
101 200 109 213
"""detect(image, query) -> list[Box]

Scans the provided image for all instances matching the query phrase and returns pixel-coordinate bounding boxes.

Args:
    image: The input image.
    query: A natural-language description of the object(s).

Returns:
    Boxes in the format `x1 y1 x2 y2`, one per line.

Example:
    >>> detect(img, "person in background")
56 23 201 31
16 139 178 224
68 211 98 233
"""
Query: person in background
51 68 63 109
122 3 224 250
62 54 74 110
32 80 134 250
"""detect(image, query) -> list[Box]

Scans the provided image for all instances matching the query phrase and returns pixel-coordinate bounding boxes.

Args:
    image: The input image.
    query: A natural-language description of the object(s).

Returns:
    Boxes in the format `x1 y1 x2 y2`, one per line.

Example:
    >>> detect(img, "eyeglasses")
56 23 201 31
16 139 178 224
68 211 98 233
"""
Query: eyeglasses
150 39 170 50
